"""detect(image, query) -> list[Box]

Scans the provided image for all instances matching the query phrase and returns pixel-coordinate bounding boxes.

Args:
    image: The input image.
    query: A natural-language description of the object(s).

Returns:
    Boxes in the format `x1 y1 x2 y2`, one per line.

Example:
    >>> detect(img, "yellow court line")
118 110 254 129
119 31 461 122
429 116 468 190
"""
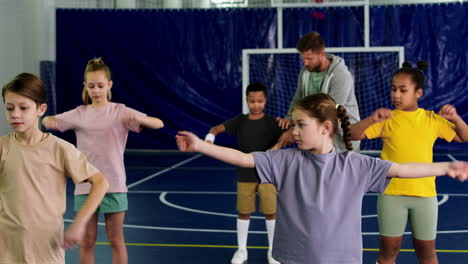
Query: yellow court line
363 248 468 253
95 242 468 253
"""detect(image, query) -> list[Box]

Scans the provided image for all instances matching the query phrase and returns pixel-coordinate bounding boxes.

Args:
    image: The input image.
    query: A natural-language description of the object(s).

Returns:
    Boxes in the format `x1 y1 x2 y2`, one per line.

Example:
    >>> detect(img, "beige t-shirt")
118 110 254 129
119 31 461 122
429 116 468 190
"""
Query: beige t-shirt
0 133 99 264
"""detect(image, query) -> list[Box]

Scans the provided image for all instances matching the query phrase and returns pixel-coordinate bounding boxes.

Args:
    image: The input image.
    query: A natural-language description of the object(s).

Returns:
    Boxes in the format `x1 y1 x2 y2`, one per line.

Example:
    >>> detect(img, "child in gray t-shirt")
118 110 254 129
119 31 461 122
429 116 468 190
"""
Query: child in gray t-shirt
176 93 468 264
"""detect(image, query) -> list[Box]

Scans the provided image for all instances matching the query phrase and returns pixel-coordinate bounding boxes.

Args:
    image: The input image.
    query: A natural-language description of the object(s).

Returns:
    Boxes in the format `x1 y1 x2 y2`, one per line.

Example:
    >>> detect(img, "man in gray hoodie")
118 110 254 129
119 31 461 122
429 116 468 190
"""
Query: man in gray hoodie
277 32 361 151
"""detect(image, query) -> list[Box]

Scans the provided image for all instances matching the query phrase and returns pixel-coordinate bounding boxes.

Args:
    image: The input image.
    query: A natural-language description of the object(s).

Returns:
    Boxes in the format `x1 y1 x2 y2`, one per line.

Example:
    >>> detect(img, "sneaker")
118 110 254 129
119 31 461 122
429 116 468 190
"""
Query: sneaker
268 250 280 264
231 249 248 264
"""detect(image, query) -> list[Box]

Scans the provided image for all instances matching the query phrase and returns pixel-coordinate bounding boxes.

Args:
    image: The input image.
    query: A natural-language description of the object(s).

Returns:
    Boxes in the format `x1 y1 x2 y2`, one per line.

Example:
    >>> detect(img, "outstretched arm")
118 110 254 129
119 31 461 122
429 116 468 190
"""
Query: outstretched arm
42 116 60 131
123 115 164 130
63 172 109 249
439 104 468 142
387 162 468 181
350 108 393 140
176 131 255 168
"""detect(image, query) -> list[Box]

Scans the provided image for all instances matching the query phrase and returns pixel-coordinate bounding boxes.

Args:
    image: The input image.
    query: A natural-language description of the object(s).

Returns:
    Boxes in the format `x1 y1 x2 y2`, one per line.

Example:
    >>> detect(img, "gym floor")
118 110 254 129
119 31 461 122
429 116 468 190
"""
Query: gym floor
64 151 468 263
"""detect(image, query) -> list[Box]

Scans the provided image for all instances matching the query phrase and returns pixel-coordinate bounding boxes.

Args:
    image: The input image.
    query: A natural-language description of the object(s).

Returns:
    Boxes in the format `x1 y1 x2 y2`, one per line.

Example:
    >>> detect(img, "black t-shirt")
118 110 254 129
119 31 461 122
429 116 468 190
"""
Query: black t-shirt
224 114 284 182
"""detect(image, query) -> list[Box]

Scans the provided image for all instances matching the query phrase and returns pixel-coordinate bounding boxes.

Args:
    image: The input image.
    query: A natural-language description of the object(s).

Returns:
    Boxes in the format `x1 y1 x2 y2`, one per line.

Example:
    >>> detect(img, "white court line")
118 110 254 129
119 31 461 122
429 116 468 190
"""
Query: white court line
127 154 203 189
63 192 466 235
160 192 265 219
63 219 266 234
447 154 457 161
438 194 449 206
362 194 448 218
159 192 448 220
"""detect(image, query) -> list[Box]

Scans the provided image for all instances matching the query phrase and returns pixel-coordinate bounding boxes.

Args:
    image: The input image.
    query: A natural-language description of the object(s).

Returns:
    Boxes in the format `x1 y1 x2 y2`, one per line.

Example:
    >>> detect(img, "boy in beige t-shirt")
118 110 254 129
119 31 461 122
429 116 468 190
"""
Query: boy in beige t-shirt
0 73 108 263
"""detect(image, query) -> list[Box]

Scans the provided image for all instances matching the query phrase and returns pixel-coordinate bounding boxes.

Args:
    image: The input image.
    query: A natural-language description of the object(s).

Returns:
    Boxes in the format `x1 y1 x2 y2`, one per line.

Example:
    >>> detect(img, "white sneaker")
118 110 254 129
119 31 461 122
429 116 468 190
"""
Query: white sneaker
268 250 280 264
231 249 248 264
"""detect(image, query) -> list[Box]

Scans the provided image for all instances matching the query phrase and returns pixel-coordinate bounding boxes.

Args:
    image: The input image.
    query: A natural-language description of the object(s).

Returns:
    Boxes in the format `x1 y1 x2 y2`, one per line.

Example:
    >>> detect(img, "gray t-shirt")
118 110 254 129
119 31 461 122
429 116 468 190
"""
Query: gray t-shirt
224 114 284 182
252 148 393 264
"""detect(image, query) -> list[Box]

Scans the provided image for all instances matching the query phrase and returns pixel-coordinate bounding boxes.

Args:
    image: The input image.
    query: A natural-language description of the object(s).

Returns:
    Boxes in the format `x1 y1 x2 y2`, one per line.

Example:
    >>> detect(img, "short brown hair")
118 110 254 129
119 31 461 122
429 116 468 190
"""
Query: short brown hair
296 32 325 53
2 73 46 106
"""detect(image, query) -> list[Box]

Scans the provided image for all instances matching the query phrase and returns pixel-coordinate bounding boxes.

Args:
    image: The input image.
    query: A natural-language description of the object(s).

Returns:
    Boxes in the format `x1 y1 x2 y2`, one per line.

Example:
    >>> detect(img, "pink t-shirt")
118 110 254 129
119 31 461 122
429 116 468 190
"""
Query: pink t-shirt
55 102 146 195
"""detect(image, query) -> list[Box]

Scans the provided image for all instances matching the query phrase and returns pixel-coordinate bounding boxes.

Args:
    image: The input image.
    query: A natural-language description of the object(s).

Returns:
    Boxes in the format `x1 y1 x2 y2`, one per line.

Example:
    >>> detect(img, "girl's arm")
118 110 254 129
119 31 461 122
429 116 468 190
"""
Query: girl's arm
135 115 164 129
350 108 393 140
176 131 255 168
41 116 60 131
439 104 468 142
387 162 468 181
62 172 109 249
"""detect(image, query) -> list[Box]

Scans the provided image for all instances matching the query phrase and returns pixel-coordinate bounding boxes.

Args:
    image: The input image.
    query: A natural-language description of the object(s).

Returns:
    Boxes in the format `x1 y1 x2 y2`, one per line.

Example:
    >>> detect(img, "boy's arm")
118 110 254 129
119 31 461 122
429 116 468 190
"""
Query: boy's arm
42 116 60 131
63 172 109 248
439 104 468 142
205 124 226 143
205 124 226 142
177 131 255 168
350 108 393 140
387 162 468 181
269 127 293 150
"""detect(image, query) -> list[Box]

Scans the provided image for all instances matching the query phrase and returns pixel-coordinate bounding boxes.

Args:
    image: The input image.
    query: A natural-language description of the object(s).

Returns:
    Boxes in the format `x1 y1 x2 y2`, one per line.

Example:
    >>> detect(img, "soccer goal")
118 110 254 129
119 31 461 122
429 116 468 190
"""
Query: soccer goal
242 47 404 150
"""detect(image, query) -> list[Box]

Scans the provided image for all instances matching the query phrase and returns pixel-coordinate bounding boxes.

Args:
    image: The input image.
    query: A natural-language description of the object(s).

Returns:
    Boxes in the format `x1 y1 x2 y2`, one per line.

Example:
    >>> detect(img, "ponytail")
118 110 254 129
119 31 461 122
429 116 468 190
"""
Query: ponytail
336 105 353 151
395 60 428 90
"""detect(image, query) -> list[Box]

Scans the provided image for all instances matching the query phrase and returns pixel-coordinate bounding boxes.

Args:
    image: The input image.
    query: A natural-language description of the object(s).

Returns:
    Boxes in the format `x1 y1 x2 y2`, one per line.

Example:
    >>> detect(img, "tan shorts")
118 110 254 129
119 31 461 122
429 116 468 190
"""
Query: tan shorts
237 182 277 215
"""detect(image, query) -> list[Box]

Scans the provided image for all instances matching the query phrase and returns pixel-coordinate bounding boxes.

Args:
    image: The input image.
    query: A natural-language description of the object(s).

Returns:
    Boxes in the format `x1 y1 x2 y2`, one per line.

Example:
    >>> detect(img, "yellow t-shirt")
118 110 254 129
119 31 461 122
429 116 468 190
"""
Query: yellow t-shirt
364 108 456 197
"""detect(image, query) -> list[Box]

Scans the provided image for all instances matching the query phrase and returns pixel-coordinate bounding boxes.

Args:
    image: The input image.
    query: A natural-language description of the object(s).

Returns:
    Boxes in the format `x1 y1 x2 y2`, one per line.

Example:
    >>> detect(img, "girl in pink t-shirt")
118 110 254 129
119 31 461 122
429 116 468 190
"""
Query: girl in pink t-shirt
42 58 164 264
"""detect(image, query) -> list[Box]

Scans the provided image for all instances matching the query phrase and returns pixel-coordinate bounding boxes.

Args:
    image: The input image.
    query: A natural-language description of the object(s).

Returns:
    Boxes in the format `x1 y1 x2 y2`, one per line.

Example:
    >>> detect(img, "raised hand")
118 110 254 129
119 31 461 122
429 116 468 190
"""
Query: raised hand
370 108 393 123
446 161 468 182
176 131 202 152
438 104 459 122
276 117 292 130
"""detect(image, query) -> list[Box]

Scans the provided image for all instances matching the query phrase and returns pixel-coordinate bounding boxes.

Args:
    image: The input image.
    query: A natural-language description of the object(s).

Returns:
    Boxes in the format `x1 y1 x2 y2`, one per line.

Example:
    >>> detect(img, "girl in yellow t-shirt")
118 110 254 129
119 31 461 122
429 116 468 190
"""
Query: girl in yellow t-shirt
350 61 468 264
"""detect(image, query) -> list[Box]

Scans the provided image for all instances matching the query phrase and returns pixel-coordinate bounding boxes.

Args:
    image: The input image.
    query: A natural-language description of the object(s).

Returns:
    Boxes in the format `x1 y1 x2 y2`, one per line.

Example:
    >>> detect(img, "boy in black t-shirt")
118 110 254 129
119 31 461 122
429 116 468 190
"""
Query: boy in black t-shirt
205 83 285 264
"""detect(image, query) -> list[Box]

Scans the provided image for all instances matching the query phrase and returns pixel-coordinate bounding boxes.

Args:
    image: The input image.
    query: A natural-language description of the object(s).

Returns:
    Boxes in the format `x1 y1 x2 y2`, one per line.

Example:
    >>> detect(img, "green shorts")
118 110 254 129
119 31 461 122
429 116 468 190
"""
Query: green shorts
377 194 438 240
74 193 128 213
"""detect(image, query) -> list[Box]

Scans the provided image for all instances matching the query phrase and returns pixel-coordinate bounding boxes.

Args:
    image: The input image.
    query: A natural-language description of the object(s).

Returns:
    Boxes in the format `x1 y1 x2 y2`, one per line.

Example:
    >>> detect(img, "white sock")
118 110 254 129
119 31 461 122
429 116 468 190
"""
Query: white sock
237 219 250 251
266 219 276 251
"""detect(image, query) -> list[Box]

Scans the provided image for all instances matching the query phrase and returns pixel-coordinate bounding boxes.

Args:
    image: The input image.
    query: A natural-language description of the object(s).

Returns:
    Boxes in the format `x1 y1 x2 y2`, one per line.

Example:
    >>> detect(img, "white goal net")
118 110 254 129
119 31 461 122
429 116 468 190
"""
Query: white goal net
242 47 404 150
